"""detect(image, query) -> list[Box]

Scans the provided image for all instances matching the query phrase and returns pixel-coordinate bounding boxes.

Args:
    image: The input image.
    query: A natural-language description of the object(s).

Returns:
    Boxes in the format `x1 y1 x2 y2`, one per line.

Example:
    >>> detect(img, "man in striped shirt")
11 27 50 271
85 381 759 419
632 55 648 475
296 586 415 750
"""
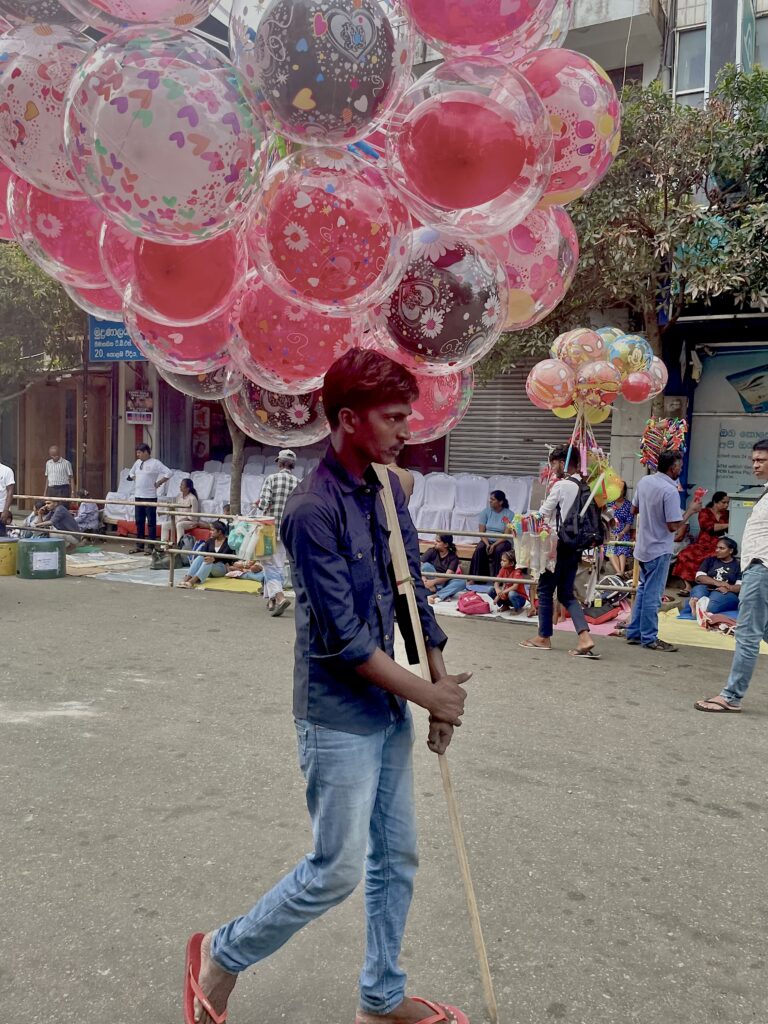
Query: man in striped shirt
255 449 299 616
44 446 74 498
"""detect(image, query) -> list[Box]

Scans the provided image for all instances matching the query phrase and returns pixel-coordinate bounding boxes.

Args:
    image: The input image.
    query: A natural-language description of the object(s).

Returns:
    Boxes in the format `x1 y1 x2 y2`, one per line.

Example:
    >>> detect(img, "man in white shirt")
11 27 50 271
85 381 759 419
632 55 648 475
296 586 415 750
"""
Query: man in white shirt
0 460 14 516
127 443 170 554
695 439 768 713
519 444 598 657
43 445 74 498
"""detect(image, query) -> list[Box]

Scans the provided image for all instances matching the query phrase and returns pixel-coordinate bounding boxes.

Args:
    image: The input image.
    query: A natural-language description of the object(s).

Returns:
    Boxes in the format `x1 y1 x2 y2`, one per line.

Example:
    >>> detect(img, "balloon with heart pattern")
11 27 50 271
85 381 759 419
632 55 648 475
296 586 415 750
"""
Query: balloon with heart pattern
225 380 330 447
371 227 509 376
0 24 93 197
0 160 15 240
156 362 244 400
232 273 360 395
123 299 237 374
7 175 110 288
0 0 82 27
406 368 474 444
386 57 553 238
59 0 215 32
64 28 266 243
229 0 414 145
248 147 411 315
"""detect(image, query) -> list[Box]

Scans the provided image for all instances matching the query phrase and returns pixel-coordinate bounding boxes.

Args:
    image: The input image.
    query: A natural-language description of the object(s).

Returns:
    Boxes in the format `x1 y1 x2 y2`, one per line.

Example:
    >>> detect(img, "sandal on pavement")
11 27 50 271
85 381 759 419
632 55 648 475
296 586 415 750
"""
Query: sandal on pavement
694 696 742 713
184 932 228 1024
569 647 601 659
355 997 470 1024
270 597 291 617
519 639 551 651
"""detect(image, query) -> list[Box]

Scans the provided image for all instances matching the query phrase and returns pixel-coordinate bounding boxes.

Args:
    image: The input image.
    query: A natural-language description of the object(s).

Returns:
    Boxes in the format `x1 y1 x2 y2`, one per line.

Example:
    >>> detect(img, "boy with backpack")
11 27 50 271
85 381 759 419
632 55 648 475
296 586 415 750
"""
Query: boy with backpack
519 444 604 658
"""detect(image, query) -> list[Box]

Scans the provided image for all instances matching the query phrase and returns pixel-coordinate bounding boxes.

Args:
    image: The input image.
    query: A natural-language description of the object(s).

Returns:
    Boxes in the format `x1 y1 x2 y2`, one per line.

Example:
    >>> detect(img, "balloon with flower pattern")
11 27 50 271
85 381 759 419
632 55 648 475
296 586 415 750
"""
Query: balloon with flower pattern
406 368 474 444
225 381 330 447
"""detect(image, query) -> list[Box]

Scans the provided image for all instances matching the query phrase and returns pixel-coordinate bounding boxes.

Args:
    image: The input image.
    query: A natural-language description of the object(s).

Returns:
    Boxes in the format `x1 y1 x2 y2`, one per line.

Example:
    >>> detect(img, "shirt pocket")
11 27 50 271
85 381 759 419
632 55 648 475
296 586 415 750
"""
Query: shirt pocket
341 534 375 596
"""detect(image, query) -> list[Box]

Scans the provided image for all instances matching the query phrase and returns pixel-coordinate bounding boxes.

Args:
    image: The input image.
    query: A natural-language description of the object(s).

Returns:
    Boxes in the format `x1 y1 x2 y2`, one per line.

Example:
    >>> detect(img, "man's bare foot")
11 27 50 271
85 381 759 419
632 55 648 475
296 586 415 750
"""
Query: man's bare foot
519 636 551 649
194 932 237 1024
357 996 446 1024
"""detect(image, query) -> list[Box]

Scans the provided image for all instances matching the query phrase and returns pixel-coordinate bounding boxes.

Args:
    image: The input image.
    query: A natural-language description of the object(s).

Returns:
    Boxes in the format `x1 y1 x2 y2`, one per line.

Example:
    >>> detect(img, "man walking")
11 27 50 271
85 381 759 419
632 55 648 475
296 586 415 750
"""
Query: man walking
183 349 471 1024
127 444 170 553
43 446 74 498
626 450 700 652
695 439 768 712
519 444 599 657
255 448 299 617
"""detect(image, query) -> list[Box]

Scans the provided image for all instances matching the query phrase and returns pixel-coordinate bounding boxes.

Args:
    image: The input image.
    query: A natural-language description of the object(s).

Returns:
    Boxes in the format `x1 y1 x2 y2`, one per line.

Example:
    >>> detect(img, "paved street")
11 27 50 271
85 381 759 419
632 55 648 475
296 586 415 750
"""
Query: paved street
1 575 767 1024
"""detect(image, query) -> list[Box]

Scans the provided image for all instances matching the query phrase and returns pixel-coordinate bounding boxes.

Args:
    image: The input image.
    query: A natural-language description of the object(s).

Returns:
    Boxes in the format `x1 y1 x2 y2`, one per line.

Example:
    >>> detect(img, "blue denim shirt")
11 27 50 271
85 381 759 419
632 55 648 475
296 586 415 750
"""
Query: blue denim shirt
281 446 448 735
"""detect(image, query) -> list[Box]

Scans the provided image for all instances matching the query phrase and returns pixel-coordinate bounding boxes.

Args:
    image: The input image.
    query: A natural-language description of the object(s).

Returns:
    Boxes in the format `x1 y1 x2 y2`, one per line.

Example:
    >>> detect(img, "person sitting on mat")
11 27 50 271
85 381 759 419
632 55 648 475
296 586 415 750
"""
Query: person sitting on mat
421 533 466 604
689 537 742 621
176 521 232 589
182 349 471 1024
493 549 528 613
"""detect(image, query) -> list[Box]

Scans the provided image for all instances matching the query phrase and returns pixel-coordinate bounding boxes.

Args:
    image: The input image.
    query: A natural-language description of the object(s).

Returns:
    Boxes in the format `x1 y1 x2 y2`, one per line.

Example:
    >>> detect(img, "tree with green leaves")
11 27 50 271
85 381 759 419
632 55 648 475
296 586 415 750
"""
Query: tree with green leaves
0 243 85 401
481 67 768 379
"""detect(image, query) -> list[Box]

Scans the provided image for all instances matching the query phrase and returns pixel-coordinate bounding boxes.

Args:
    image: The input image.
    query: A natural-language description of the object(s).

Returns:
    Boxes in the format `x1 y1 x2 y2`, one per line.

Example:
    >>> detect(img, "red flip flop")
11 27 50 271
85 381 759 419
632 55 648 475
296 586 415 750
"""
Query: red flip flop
356 997 470 1024
184 932 228 1024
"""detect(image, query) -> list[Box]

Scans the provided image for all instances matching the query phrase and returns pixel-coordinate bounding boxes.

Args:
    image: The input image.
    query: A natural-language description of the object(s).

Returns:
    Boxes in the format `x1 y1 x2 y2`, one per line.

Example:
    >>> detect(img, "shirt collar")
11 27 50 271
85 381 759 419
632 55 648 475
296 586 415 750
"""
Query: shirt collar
321 444 383 496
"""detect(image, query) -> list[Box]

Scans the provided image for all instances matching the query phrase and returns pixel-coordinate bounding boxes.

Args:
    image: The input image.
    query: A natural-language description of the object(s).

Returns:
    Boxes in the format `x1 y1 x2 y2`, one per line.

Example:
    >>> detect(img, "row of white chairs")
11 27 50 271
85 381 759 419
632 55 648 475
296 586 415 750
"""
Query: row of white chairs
407 472 534 541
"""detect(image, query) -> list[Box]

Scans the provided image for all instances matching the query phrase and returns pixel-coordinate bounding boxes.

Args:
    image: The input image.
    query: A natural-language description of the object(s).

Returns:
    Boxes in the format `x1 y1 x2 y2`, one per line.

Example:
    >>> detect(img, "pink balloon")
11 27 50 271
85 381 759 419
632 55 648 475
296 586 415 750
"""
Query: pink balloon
574 360 622 401
233 274 360 395
406 368 474 444
491 205 579 331
0 24 92 196
224 382 330 448
525 358 575 410
621 371 654 404
7 177 109 288
65 282 123 318
99 219 136 293
0 162 13 241
123 301 236 375
515 48 621 206
250 148 411 315
59 0 214 31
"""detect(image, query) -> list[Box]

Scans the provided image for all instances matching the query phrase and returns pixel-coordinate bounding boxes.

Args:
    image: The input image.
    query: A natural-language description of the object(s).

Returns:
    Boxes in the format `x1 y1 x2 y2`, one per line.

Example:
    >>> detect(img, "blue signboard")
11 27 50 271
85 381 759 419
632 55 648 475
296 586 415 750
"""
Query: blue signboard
88 316 146 362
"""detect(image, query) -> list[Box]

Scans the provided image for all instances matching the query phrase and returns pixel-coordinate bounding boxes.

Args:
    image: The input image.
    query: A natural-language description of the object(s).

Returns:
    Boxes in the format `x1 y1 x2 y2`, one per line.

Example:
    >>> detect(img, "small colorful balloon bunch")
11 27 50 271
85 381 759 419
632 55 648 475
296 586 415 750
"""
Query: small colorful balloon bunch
640 417 688 471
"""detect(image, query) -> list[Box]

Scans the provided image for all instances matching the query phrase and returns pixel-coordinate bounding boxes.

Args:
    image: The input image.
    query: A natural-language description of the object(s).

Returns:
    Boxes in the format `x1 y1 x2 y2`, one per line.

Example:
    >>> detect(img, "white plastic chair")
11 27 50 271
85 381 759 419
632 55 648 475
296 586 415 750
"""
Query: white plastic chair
415 473 456 537
159 470 186 501
118 468 135 495
213 473 231 504
407 470 425 519
223 453 233 464
220 463 233 475
241 474 265 511
191 471 215 502
489 475 533 514
246 454 265 472
203 459 222 474
104 491 134 522
450 473 490 541
243 463 263 477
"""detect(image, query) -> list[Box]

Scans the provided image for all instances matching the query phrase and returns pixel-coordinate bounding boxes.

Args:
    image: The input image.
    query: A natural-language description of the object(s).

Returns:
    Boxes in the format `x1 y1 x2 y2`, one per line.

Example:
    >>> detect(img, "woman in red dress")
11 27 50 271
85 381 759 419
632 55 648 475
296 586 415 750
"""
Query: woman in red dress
673 491 730 595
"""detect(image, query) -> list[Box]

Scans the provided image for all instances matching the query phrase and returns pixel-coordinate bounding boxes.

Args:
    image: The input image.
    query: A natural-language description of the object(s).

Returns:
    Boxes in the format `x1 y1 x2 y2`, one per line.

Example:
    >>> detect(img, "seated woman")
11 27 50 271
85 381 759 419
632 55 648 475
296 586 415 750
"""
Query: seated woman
176 520 232 588
493 549 529 613
689 537 741 619
469 490 513 579
74 489 100 533
421 533 466 605
161 477 200 547
673 491 729 596
605 484 634 576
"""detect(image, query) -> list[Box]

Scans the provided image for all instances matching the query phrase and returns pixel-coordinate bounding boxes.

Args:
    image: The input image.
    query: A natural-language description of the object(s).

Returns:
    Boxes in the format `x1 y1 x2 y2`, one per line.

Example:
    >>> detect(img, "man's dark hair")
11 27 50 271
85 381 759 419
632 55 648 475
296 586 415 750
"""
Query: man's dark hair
753 439 768 453
549 444 579 471
322 349 419 428
136 443 151 454
658 450 682 474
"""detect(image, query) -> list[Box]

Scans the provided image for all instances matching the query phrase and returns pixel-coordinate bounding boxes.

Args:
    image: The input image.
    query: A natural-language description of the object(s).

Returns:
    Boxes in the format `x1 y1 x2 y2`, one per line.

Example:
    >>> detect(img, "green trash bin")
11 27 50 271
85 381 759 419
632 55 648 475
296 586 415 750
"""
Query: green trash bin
16 537 67 579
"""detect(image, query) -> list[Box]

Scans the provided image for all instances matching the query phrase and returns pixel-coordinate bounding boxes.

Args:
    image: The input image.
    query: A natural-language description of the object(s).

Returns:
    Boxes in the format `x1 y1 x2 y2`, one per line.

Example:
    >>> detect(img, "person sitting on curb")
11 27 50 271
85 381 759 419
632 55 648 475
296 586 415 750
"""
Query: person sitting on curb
176 521 232 589
688 537 741 623
421 533 466 605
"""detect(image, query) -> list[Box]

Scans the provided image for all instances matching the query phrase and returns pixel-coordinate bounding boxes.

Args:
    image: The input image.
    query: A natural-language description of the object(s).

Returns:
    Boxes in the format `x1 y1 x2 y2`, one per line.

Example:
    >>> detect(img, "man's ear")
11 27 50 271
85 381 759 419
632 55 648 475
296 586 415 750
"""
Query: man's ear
337 407 359 435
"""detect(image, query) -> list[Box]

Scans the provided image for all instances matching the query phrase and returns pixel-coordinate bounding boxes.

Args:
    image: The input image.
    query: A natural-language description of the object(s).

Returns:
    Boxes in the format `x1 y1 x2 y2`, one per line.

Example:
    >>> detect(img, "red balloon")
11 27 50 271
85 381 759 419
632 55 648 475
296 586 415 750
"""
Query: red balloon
399 97 526 210
621 371 653 403
133 233 246 326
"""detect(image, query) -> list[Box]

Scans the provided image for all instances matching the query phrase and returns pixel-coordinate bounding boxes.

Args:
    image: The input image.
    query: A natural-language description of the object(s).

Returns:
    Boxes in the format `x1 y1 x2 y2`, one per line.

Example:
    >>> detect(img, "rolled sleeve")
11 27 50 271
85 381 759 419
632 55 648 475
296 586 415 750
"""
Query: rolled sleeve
282 498 378 666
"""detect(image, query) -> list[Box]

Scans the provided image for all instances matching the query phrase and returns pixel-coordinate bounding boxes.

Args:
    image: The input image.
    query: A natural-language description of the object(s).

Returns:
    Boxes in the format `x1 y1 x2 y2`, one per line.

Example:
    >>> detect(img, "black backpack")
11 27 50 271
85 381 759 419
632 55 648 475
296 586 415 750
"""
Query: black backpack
556 477 607 552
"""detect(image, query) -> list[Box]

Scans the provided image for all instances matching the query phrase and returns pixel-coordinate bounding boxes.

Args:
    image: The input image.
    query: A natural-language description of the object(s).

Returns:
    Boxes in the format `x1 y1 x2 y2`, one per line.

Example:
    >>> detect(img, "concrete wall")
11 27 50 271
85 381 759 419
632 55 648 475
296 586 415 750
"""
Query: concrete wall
567 1 667 87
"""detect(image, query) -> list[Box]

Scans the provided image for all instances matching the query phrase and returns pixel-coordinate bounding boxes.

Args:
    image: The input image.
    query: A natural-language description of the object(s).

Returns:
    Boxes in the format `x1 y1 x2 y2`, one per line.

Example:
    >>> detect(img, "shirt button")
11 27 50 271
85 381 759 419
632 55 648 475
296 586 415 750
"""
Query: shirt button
377 593 382 601
356 552 363 559
384 634 391 641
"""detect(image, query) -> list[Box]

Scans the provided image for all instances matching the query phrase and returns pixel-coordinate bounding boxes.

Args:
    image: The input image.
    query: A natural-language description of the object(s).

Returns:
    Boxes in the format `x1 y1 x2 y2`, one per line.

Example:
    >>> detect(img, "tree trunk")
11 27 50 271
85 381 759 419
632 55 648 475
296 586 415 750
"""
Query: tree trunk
223 404 246 515
642 307 666 419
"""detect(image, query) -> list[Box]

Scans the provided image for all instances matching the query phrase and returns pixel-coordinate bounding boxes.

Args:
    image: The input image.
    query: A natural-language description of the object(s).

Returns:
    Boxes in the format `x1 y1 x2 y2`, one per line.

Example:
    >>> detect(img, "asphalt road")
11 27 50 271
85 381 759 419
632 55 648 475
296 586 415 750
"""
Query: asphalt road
1 575 766 1024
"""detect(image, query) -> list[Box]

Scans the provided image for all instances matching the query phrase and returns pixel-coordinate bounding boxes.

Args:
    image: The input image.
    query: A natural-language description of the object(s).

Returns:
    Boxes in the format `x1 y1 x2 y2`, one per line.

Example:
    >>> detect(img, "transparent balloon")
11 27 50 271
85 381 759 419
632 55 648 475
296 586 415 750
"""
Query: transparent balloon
525 358 575 410
574 360 622 403
370 227 508 376
124 299 236 374
491 205 578 331
595 325 625 347
131 232 247 327
229 0 414 146
65 282 123 317
232 274 360 395
98 219 135 292
59 0 215 32
0 1 82 28
156 362 244 400
65 28 266 243
648 356 668 398
0 161 14 241
225 381 330 447
550 327 604 370
606 332 653 380
0 25 92 196
515 48 621 207
249 147 411 316
7 177 109 288
406 368 473 444
400 0 573 61
386 57 552 238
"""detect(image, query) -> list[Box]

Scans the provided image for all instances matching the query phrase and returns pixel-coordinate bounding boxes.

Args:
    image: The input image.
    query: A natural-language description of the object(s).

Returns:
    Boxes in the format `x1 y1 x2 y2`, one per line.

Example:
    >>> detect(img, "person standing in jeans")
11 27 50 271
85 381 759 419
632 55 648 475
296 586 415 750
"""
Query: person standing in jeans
695 439 768 712
626 450 700 652
127 444 170 553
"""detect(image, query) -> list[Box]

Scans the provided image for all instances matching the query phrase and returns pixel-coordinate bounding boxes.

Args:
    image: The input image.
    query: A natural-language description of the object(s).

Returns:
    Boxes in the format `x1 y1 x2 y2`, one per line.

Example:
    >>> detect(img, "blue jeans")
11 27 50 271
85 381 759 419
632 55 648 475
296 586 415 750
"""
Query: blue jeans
537 542 588 639
720 563 768 706
626 553 671 645
187 556 227 583
689 584 739 616
211 712 417 1013
421 563 466 602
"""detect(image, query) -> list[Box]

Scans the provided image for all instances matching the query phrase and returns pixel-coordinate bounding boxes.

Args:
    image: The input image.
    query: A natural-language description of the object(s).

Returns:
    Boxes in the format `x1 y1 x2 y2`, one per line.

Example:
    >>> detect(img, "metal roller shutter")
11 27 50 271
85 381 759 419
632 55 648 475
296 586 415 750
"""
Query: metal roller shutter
446 359 612 477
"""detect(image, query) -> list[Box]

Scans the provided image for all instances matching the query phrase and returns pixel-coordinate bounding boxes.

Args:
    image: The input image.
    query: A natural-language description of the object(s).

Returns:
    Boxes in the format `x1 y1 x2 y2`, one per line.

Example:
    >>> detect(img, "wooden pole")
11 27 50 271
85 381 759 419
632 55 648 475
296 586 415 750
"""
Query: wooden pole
374 464 499 1024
